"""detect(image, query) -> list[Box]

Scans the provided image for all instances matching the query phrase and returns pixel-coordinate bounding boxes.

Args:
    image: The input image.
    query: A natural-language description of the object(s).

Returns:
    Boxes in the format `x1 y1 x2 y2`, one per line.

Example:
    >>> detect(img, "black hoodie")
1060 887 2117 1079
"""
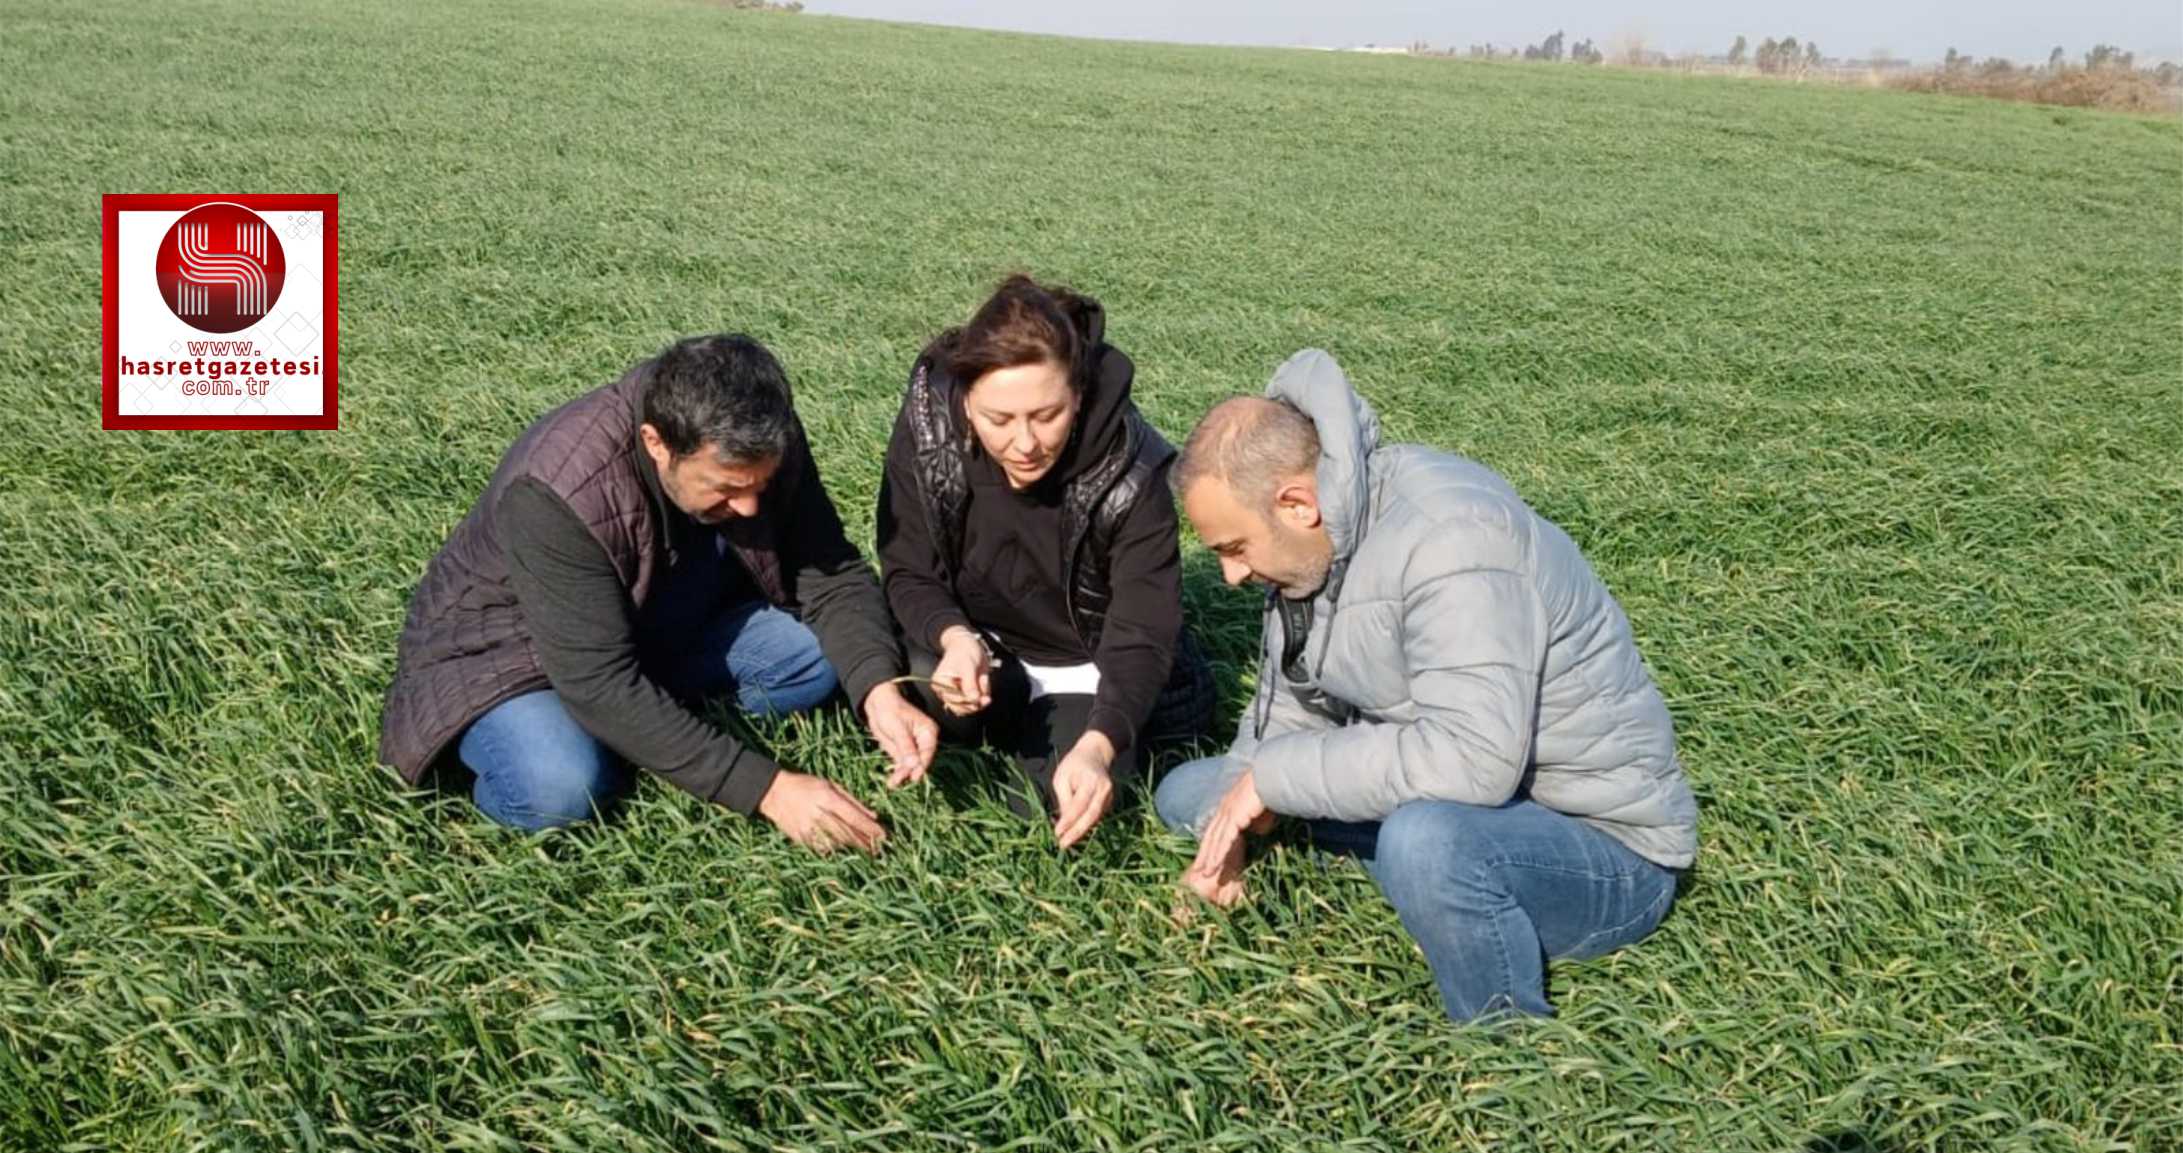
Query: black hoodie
877 338 1184 755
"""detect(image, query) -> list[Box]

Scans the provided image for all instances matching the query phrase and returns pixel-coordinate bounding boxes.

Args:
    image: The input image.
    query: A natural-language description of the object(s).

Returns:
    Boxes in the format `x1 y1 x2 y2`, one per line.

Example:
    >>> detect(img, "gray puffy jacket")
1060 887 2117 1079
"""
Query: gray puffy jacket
1225 350 1699 868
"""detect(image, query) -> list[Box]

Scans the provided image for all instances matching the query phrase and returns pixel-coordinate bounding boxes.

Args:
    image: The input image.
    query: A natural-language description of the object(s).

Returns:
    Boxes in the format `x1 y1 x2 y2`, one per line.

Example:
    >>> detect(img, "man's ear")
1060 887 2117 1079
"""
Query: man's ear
638 423 671 469
1273 477 1322 530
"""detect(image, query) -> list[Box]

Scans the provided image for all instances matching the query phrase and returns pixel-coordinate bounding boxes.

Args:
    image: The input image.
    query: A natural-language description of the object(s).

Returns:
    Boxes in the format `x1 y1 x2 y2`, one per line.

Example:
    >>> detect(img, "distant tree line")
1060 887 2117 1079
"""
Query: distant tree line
1898 43 2182 110
1930 43 2179 87
1749 36 1825 73
1430 29 2179 97
1449 31 1600 64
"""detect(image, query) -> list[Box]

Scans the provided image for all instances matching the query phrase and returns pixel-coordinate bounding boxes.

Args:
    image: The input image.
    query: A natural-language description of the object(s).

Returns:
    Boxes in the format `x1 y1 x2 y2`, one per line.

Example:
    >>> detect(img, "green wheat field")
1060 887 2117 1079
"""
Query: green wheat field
3 1 2180 1149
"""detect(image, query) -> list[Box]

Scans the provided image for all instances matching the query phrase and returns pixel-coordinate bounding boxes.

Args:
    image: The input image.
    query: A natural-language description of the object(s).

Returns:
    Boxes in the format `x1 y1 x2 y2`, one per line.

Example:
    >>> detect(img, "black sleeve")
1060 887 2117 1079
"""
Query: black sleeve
775 433 903 710
876 405 972 652
1085 465 1185 755
497 478 779 815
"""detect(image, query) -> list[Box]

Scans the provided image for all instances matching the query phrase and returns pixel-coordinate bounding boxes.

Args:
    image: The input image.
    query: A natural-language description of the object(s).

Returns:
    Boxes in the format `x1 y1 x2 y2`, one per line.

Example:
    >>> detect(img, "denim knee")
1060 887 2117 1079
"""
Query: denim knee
1154 756 1231 836
739 652 837 718
1371 801 1499 908
493 755 625 830
460 692 629 831
728 609 839 719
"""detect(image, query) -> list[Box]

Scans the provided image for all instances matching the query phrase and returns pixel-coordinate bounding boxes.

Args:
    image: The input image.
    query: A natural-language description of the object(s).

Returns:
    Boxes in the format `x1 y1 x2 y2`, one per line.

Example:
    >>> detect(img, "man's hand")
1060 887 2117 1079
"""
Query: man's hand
1051 731 1117 850
756 770 887 855
931 626 992 716
863 681 939 788
1183 767 1273 907
1183 832 1248 907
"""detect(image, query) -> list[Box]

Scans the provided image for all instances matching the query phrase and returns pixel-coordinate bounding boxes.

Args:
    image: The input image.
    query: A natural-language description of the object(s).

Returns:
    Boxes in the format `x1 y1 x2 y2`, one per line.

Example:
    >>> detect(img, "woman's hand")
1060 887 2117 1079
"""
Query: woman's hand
932 626 993 716
1052 731 1117 850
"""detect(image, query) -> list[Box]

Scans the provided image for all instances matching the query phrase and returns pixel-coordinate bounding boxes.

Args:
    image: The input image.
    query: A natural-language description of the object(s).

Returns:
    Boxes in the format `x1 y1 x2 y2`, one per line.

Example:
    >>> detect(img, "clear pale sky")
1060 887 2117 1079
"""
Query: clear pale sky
803 1 2182 65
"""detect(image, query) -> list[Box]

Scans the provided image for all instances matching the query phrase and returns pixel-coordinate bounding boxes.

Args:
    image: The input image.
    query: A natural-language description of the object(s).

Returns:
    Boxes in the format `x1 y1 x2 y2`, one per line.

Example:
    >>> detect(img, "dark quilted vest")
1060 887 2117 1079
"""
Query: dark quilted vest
376 367 803 783
903 355 1214 744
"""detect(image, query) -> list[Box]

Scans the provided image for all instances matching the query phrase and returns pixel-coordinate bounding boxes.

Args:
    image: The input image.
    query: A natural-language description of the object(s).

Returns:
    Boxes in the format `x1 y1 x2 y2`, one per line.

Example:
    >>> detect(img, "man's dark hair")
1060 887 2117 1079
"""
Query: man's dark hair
641 334 796 463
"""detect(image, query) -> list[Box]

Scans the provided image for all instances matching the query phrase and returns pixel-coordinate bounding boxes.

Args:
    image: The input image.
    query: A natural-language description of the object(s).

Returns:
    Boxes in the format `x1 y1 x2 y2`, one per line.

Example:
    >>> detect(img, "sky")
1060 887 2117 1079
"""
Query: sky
803 1 2183 65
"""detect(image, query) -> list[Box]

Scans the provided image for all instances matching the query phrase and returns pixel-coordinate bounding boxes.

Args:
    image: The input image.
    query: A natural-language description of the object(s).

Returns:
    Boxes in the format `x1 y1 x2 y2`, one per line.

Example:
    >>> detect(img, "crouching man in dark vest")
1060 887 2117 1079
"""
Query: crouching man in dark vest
377 335 937 851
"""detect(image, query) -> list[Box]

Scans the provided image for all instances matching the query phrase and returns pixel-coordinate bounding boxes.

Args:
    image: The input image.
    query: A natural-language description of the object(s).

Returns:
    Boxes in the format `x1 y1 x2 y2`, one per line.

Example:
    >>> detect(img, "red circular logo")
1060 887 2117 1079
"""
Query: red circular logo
155 203 286 333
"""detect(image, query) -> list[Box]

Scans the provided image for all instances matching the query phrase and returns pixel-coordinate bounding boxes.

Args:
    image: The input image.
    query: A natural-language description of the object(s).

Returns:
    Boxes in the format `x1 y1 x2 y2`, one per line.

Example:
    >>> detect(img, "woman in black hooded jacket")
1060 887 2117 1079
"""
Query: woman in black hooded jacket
876 275 1214 848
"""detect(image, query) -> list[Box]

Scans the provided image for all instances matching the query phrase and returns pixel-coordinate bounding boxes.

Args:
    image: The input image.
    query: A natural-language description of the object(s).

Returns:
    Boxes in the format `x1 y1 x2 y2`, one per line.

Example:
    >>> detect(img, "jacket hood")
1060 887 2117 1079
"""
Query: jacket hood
1056 339 1135 485
1263 348 1380 563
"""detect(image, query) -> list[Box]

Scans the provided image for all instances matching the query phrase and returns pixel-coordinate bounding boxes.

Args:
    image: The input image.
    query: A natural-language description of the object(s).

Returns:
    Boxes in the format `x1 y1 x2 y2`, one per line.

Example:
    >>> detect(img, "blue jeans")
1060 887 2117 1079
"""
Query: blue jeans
458 600 838 831
1154 756 1679 1022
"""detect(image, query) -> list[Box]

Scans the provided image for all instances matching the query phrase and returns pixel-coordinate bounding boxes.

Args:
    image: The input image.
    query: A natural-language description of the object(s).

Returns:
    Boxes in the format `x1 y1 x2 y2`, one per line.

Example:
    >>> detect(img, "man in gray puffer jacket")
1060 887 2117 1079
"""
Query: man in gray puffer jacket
1155 349 1698 1022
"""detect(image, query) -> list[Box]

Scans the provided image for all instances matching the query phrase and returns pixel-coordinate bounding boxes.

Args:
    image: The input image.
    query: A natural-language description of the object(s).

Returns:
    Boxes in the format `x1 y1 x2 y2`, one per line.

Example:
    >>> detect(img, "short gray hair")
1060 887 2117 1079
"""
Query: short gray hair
1170 396 1321 512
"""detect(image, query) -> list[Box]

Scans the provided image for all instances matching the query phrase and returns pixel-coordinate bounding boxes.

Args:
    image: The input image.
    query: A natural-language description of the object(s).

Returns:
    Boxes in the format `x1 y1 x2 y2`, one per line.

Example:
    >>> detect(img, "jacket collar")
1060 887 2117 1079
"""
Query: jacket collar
622 377 693 559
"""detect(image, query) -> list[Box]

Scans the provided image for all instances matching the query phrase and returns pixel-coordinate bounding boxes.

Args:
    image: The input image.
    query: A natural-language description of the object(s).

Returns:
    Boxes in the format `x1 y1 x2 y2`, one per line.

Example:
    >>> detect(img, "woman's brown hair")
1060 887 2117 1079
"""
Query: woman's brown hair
929 274 1099 393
